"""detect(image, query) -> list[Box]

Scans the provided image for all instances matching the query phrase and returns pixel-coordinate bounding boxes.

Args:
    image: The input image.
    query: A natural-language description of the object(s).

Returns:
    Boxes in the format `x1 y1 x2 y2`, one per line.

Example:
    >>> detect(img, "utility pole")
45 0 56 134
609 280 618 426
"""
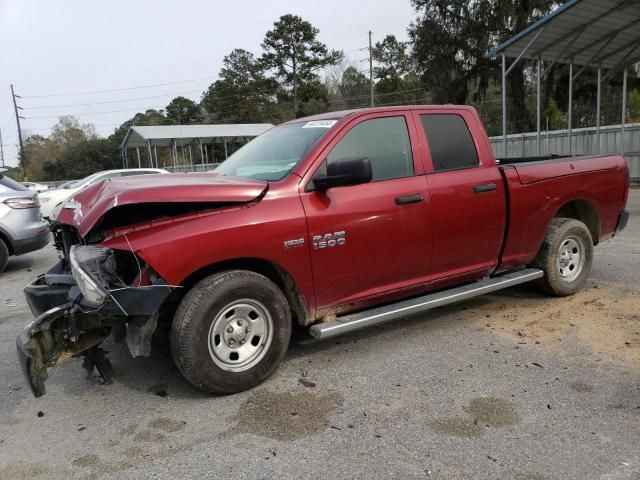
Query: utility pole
368 31 374 107
0 128 4 168
11 84 26 179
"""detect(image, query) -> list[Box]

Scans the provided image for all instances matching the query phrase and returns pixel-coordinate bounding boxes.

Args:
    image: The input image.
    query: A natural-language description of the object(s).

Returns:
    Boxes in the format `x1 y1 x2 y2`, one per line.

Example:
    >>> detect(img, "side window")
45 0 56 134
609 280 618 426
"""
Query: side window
327 116 413 182
420 114 479 172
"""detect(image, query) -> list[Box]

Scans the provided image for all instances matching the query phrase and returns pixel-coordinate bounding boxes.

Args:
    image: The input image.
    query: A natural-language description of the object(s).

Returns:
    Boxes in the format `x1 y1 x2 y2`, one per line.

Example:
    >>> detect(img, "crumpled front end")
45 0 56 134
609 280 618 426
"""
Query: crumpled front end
17 224 173 397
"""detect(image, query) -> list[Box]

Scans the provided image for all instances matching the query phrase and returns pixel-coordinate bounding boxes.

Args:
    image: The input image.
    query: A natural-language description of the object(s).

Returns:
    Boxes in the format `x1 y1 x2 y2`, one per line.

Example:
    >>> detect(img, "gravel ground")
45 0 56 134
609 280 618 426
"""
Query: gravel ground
1 191 638 480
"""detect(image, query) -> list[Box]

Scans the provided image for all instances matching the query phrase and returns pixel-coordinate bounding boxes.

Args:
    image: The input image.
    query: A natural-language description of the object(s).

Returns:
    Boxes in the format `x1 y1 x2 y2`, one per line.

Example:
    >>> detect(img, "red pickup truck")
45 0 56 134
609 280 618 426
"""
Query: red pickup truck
18 106 629 397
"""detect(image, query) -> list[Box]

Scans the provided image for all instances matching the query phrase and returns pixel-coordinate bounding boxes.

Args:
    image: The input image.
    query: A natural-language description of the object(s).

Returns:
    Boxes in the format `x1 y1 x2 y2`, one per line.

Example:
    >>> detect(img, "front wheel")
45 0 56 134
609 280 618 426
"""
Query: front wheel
533 218 593 296
170 270 292 395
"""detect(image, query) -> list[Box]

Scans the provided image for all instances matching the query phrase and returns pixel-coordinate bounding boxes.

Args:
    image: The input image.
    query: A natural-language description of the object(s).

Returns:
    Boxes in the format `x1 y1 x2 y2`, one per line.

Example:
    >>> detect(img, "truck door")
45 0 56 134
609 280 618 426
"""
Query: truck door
412 110 506 280
300 113 432 310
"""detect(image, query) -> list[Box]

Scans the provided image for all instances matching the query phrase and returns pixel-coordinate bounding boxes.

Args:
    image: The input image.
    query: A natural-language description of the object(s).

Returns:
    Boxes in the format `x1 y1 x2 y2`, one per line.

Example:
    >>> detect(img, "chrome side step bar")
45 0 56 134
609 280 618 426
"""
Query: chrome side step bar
309 268 543 340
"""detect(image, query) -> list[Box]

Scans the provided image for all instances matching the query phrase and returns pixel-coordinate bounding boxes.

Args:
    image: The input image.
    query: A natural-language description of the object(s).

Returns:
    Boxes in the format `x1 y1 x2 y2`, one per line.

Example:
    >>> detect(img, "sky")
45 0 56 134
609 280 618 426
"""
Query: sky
0 0 416 167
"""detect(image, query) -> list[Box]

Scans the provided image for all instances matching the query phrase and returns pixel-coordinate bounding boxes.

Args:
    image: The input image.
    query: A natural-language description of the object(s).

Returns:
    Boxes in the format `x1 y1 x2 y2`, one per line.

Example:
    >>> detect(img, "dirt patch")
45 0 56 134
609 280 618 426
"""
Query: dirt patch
149 417 186 433
0 461 50 479
120 422 138 436
121 446 145 459
429 417 483 437
463 397 519 427
72 453 101 468
515 473 546 480
569 381 594 393
464 286 640 367
227 389 343 441
429 396 519 437
133 429 167 443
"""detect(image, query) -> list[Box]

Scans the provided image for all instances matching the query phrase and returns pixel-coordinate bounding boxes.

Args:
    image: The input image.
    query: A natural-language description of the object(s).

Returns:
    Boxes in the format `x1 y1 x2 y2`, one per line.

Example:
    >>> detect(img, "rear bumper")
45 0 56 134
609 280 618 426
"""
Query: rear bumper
13 228 50 256
615 209 629 234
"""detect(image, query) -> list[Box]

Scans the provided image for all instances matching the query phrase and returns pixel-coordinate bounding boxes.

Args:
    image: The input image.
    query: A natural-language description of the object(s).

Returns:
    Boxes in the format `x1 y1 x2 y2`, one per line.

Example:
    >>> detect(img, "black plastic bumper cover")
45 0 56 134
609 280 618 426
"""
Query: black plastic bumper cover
18 261 173 397
16 304 70 398
616 209 629 233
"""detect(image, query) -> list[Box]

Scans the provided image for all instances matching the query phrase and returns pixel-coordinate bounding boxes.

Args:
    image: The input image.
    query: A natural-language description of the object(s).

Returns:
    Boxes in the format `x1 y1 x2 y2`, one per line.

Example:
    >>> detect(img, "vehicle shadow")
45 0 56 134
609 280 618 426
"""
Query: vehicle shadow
2 254 34 274
103 284 545 399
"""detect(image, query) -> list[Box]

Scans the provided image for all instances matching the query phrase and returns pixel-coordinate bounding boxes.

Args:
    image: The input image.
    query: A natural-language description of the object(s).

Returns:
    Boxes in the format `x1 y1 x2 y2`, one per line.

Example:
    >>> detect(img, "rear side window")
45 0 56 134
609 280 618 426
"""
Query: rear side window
0 174 28 192
327 116 413 182
420 114 479 172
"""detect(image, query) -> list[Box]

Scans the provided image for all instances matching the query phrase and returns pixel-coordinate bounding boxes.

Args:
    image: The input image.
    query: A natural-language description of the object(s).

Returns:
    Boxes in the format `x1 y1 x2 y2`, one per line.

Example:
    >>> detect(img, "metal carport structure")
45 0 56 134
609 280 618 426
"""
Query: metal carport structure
489 0 640 159
120 123 273 170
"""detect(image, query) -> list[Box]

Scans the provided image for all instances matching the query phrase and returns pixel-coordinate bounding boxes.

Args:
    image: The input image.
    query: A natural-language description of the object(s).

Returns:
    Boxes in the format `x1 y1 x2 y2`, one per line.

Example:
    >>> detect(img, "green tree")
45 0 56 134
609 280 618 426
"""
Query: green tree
261 14 343 116
629 89 640 122
21 134 50 180
410 0 558 131
50 115 97 145
543 99 567 130
110 109 168 146
373 35 414 94
298 79 329 117
165 96 203 124
201 49 277 123
22 116 99 181
42 138 120 181
338 66 370 107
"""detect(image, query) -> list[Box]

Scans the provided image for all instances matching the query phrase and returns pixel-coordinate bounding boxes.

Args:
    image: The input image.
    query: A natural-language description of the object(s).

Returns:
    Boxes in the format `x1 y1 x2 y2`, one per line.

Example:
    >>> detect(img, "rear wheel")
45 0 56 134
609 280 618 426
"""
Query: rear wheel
533 218 593 296
0 239 8 273
170 270 292 395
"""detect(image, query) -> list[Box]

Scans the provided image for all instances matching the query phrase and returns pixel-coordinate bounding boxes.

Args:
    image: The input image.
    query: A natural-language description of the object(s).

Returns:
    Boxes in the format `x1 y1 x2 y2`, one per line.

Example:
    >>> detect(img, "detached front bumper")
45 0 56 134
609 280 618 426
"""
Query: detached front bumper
17 260 172 397
17 304 71 398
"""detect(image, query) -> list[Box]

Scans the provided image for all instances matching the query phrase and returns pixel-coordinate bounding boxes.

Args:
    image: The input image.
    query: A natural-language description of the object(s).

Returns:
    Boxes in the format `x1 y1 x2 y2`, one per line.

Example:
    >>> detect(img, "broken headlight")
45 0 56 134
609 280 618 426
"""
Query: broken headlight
69 245 114 305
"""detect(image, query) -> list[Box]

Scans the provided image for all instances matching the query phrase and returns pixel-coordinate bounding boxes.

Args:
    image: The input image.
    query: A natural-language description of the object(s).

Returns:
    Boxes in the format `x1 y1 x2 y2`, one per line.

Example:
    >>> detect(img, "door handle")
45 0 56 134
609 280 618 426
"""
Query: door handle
473 183 497 193
395 194 424 205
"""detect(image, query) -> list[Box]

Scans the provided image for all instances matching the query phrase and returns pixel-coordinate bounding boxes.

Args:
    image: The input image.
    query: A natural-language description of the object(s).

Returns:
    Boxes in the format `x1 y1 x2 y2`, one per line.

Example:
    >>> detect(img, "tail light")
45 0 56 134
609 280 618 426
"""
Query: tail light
3 197 39 209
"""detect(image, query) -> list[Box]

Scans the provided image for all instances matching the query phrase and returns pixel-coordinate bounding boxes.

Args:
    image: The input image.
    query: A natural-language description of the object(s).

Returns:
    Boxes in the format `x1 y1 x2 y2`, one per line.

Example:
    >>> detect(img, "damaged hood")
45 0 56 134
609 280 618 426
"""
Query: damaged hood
51 173 267 237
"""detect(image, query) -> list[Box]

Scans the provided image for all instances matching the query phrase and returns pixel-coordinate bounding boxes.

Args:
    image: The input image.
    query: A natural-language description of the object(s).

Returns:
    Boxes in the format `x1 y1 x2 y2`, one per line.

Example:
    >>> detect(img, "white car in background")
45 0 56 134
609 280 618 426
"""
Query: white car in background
22 182 49 193
38 168 168 218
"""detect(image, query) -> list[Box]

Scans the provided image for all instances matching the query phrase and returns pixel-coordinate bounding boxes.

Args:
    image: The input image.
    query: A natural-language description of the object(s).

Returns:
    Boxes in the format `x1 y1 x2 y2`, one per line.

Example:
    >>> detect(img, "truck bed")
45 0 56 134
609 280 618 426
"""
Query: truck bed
497 153 628 271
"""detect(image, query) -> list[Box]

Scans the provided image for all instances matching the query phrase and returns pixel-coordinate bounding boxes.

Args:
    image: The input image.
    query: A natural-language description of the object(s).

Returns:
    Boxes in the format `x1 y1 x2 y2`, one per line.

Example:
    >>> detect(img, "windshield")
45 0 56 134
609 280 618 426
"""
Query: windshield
214 121 335 181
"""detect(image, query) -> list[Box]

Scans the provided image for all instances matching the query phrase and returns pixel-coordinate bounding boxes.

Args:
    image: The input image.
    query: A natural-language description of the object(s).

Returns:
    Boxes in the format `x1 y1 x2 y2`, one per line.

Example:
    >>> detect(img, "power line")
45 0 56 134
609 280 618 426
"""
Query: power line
15 59 220 88
24 86 430 120
21 89 206 109
21 76 217 99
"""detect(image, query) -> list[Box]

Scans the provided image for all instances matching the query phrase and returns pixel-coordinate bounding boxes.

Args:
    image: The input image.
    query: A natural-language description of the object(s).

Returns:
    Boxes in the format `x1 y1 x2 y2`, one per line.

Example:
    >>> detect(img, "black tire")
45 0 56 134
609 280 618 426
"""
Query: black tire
0 239 8 273
170 270 292 395
533 218 593 296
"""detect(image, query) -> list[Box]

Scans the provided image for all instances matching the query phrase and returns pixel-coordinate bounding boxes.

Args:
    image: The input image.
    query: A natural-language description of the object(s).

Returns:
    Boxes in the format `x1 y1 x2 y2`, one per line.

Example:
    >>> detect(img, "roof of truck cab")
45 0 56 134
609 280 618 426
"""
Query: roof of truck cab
285 105 478 123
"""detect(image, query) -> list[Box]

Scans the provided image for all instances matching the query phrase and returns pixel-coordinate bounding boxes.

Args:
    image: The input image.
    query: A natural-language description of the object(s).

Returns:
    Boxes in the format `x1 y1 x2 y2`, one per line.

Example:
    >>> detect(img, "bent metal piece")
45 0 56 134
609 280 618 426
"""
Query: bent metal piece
310 269 543 339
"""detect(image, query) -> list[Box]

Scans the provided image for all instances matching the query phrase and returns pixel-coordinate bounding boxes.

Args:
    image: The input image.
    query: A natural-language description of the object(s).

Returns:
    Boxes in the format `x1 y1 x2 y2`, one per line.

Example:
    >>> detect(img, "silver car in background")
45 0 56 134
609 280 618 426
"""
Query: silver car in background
0 170 50 272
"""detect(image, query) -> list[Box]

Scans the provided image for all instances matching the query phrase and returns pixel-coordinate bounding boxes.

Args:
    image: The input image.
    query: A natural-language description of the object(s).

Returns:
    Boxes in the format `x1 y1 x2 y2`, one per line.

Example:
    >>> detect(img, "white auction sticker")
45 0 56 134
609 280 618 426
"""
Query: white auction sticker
302 120 337 129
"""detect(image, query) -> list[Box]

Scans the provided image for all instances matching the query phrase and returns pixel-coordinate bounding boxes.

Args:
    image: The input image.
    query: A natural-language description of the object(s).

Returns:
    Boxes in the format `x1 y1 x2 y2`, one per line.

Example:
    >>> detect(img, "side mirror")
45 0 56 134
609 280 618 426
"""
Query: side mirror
312 156 372 191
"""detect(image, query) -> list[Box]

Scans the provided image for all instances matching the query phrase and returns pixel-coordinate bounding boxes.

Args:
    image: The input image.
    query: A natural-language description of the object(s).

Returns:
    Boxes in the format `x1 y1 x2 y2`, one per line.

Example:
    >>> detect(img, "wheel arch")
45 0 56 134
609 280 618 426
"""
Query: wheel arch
553 198 600 245
177 257 310 326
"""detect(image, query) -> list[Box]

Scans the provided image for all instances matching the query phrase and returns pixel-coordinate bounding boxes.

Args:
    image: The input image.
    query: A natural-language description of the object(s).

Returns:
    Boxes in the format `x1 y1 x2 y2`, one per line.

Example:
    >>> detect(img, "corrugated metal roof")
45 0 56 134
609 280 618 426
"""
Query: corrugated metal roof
122 123 274 148
489 0 640 69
